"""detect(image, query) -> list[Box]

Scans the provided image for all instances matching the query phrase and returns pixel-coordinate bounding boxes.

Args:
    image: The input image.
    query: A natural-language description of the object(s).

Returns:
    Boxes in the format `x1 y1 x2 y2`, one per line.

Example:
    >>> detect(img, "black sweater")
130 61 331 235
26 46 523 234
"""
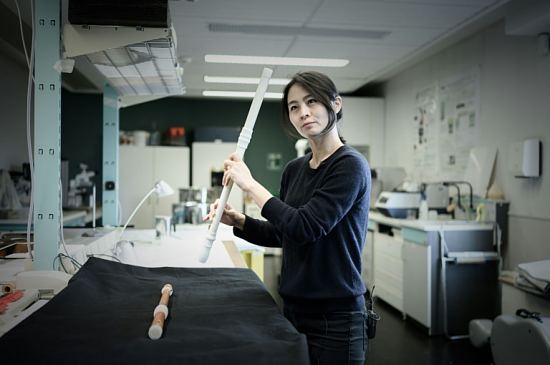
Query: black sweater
234 145 371 313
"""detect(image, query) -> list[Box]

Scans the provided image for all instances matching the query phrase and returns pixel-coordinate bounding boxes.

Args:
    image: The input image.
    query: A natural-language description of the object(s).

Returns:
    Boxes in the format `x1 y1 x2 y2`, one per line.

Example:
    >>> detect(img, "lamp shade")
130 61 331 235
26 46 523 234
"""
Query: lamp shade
154 180 174 197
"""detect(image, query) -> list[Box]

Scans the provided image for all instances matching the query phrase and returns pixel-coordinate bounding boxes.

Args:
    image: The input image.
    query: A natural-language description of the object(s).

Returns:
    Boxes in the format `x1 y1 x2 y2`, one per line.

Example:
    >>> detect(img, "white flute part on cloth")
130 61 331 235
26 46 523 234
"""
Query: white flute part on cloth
199 67 273 263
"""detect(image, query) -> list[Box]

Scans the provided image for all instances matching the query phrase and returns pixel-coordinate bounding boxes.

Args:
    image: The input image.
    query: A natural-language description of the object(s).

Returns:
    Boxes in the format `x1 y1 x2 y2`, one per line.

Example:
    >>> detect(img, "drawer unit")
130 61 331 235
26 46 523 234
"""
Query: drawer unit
373 230 404 313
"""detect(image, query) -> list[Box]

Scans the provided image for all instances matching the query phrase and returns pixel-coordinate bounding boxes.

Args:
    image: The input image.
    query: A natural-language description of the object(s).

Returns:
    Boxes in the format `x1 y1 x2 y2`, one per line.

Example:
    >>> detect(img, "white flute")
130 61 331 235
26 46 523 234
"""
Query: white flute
198 67 273 263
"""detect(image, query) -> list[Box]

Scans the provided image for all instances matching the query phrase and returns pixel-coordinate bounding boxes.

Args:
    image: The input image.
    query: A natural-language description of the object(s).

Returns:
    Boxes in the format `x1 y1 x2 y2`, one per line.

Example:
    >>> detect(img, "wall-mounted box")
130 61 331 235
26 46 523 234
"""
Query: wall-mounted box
509 138 542 178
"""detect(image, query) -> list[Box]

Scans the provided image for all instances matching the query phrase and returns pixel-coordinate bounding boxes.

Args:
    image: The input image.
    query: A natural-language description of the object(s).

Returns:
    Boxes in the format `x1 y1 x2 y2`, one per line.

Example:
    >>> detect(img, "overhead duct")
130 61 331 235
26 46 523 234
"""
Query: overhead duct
63 0 185 97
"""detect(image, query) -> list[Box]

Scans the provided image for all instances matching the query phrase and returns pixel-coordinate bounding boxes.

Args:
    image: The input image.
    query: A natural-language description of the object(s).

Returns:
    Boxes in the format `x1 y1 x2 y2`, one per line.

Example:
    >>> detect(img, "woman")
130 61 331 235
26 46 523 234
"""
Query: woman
206 71 371 364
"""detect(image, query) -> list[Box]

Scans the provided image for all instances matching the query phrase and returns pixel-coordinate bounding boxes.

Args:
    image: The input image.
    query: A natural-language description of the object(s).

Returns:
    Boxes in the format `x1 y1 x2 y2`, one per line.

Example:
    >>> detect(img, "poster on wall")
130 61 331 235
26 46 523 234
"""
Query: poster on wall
438 69 480 181
412 84 438 182
412 68 480 182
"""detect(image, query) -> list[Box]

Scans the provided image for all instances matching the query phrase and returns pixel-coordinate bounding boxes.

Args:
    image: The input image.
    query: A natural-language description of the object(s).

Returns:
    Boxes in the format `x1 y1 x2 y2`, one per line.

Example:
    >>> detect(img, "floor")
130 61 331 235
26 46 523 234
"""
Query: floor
366 300 494 365
263 255 494 365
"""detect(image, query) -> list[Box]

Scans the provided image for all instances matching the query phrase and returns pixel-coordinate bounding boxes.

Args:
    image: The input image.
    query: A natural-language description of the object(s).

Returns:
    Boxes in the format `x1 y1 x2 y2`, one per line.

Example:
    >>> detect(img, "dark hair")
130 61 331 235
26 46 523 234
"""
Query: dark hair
281 71 345 143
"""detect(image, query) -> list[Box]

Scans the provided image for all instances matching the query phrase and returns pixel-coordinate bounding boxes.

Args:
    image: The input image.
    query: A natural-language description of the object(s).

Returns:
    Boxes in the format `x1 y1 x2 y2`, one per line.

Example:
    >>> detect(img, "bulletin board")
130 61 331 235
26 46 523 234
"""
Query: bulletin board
412 69 480 182
412 83 438 181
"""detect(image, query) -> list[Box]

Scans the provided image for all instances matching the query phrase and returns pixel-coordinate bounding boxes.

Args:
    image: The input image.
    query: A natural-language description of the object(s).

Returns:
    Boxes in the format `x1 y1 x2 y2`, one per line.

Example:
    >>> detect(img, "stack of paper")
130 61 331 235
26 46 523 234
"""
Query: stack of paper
516 260 550 297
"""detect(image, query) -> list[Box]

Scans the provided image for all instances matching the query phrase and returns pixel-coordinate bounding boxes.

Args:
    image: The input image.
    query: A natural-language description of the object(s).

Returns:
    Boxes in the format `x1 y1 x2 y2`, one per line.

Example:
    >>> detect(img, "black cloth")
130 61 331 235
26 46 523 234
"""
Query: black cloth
234 145 371 313
0 258 309 364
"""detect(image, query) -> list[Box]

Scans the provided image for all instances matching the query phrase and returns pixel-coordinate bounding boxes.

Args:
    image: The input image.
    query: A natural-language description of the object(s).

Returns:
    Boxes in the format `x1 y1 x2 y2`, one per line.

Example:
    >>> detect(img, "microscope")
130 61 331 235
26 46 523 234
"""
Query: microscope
67 163 95 208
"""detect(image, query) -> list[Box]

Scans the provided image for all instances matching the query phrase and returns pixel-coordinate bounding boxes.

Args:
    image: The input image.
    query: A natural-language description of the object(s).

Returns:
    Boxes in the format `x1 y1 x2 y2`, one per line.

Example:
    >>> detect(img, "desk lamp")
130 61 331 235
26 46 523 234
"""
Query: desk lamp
114 180 174 263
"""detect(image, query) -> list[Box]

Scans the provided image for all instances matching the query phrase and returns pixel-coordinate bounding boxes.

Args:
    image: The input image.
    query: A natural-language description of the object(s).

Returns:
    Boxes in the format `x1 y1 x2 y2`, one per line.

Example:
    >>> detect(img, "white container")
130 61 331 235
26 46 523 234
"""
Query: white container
133 131 150 147
155 215 172 239
418 199 429 220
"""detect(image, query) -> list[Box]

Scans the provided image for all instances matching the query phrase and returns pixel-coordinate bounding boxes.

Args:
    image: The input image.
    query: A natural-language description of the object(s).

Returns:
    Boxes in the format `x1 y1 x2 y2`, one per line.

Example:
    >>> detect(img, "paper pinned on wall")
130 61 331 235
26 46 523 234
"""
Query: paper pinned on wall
463 146 497 198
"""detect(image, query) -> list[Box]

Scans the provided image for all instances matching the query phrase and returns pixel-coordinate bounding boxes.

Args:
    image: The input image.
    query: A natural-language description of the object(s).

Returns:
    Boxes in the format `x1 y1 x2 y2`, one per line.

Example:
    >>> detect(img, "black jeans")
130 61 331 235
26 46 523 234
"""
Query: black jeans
284 307 368 365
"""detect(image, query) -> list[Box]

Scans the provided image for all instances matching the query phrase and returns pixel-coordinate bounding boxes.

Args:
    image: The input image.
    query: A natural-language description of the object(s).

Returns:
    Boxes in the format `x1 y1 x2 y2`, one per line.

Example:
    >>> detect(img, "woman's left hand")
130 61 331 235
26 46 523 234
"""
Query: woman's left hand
223 153 255 192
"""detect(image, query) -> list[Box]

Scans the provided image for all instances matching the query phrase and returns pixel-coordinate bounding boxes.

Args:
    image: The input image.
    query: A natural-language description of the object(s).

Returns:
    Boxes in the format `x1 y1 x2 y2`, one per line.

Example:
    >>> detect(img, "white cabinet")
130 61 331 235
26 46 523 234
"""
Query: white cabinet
340 97 384 167
403 239 431 328
120 146 190 228
191 142 243 212
400 223 498 336
373 230 404 313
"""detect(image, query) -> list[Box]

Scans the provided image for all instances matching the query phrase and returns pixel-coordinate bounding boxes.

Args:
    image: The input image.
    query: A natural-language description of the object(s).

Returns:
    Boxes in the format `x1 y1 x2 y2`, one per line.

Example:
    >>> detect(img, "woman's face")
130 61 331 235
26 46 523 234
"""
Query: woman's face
286 83 341 139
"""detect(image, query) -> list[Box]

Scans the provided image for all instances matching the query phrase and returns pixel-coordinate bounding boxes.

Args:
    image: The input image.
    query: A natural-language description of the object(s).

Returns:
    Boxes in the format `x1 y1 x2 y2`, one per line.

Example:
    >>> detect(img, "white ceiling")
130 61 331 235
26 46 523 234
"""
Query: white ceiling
168 0 510 97
0 0 519 98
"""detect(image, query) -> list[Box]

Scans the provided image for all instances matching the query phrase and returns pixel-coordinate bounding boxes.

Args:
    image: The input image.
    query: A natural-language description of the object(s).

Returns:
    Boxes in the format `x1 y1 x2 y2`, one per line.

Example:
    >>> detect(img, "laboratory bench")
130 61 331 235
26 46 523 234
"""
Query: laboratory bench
365 211 500 337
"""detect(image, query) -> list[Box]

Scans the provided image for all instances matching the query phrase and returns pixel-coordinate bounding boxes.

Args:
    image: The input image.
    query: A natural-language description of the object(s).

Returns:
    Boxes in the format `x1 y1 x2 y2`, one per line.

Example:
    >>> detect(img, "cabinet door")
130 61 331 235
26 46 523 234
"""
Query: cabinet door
403 240 431 328
119 146 154 228
153 146 190 217
192 142 243 211
373 231 404 312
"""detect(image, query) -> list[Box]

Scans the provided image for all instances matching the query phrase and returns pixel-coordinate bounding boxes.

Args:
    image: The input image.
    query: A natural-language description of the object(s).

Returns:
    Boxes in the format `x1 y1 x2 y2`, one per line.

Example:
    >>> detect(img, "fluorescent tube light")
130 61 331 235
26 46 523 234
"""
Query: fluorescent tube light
205 54 349 67
202 90 283 99
204 76 290 85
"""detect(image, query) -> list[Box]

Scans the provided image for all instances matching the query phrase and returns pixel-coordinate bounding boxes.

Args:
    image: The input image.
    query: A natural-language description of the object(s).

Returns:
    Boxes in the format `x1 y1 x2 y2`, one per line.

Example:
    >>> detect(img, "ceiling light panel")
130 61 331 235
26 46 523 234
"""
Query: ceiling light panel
205 54 349 67
202 90 283 99
204 76 290 85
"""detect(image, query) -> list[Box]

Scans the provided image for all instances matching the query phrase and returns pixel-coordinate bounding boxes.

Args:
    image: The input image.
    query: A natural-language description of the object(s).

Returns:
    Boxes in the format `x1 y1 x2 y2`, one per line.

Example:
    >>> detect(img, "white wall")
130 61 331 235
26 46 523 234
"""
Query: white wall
383 21 550 268
0 49 29 171
341 97 385 168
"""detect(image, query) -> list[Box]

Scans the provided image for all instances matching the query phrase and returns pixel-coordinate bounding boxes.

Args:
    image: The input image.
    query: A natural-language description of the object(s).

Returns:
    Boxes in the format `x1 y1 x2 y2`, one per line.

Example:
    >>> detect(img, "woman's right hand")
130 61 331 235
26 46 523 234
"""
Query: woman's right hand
203 199 245 229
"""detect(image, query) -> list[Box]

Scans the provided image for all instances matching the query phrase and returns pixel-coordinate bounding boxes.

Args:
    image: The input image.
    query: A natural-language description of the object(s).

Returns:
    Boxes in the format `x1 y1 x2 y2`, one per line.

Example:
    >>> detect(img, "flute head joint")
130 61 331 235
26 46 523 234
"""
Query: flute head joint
162 284 173 296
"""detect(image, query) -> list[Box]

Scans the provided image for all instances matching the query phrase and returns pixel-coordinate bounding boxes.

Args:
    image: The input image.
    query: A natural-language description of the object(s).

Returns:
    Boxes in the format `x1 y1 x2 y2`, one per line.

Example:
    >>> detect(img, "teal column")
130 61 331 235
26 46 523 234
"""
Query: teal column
33 0 61 270
102 83 119 226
